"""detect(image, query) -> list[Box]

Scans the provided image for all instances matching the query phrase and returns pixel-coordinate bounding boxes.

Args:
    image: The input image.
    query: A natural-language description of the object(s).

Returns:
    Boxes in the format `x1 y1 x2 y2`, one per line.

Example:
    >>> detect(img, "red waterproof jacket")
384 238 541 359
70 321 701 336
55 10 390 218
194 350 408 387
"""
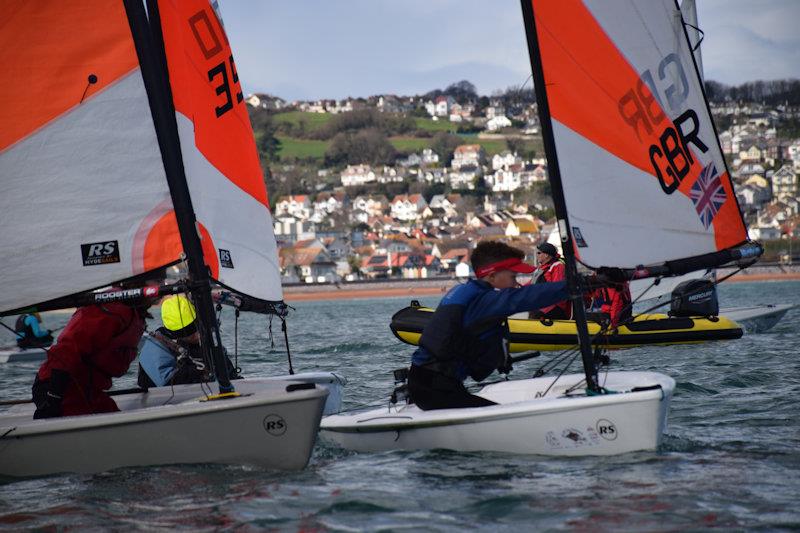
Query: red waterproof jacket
536 258 570 317
36 303 145 416
594 284 632 328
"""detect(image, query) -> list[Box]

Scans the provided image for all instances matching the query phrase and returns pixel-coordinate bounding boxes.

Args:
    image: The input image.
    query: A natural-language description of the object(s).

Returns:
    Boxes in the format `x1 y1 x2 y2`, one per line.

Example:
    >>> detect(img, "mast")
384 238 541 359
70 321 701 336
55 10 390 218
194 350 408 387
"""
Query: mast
519 0 599 391
124 0 233 393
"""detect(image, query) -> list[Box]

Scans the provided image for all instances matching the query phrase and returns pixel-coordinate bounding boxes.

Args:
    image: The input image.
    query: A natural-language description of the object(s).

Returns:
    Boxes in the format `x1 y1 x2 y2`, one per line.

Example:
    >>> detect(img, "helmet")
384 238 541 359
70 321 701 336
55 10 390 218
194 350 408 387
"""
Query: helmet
161 295 197 338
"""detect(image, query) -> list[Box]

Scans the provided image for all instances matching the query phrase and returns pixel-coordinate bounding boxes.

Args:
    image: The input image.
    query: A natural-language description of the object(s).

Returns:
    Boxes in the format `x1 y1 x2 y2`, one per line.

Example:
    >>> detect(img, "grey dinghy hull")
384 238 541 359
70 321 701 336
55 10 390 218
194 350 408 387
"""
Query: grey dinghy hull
321 371 674 457
0 347 48 364
0 378 327 477
720 304 796 333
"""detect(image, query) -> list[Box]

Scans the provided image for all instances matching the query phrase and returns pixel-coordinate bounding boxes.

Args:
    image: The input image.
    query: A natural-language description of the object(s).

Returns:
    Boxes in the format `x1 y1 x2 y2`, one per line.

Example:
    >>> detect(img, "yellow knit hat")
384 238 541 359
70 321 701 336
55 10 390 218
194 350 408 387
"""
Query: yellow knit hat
161 295 197 336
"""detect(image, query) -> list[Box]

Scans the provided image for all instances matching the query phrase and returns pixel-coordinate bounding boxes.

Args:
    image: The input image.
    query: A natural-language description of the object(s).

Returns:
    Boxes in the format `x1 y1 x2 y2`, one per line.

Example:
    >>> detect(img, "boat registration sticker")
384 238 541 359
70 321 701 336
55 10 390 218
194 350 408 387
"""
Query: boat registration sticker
545 427 601 450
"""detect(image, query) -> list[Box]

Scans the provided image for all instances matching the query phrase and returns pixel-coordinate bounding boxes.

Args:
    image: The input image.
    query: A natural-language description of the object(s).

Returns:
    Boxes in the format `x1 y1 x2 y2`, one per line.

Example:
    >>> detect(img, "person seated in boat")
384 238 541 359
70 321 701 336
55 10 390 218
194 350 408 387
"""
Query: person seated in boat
589 281 633 329
14 312 54 350
137 295 240 388
407 240 569 411
529 243 571 320
31 295 152 419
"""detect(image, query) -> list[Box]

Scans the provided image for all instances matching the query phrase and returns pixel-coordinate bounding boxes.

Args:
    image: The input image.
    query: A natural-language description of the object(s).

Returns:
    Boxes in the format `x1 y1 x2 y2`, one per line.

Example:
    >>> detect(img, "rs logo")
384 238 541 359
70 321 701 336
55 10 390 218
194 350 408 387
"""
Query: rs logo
263 414 287 436
87 242 116 257
596 419 618 441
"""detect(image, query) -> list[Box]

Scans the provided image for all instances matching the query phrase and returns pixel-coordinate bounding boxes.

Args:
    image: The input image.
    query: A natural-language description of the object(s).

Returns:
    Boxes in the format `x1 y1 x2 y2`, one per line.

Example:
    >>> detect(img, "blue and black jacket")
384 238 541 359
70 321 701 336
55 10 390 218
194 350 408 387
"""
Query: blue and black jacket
412 278 569 382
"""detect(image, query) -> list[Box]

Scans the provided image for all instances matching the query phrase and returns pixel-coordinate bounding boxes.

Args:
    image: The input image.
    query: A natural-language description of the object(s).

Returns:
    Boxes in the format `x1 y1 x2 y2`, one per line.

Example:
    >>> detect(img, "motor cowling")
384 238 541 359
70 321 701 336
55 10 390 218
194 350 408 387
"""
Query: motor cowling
670 279 718 317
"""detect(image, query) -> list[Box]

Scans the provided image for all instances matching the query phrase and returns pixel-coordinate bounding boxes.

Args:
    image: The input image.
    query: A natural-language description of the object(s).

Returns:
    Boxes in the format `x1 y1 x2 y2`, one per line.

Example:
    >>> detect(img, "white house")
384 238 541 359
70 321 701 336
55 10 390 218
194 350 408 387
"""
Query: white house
390 194 428 221
485 167 522 192
448 166 481 190
340 164 376 187
421 148 440 165
486 115 512 131
771 164 798 201
492 151 521 171
352 195 388 217
451 144 484 170
274 195 311 220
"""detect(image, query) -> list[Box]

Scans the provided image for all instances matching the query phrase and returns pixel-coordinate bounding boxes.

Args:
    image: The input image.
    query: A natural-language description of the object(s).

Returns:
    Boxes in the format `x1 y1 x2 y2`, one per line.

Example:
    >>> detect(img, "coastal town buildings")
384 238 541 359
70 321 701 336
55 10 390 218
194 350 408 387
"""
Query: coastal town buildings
240 92 800 282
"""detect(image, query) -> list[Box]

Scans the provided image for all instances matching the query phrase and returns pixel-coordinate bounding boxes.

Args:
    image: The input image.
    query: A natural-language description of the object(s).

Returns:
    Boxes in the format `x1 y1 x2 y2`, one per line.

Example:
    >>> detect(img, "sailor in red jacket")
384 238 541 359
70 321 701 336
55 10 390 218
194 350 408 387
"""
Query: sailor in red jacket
531 243 571 319
592 282 633 328
32 300 149 419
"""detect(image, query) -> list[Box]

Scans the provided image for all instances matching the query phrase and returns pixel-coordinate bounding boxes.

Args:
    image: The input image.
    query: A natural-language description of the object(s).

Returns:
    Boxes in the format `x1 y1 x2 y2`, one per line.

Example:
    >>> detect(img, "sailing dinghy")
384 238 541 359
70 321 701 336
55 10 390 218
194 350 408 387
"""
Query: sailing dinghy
321 0 762 456
0 0 329 476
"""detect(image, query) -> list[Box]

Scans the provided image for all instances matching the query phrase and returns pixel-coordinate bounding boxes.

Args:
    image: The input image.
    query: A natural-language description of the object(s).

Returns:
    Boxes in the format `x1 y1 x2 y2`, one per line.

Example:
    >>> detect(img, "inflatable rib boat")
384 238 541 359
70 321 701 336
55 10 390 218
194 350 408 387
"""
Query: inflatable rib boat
390 305 743 352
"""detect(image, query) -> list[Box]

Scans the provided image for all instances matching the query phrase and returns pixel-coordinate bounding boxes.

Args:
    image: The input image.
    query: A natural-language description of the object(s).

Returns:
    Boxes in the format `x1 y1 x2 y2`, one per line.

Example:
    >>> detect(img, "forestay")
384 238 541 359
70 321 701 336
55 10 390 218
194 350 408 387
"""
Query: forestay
0 0 281 315
528 0 748 269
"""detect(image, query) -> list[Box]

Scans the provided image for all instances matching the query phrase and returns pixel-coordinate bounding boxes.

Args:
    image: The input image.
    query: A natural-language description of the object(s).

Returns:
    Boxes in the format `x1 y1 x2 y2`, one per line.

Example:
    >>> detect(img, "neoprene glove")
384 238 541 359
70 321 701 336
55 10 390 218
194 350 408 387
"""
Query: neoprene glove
33 369 69 419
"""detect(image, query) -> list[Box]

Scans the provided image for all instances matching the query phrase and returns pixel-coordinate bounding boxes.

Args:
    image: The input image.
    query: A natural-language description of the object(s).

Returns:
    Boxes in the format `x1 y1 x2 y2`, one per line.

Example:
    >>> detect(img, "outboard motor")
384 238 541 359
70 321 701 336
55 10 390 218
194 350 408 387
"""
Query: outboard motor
669 279 718 317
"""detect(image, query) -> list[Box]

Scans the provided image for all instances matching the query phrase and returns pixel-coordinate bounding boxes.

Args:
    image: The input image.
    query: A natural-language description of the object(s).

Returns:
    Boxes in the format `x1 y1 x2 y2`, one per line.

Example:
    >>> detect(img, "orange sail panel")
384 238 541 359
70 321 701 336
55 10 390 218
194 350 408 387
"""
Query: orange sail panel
527 0 747 268
1 0 138 151
157 0 268 207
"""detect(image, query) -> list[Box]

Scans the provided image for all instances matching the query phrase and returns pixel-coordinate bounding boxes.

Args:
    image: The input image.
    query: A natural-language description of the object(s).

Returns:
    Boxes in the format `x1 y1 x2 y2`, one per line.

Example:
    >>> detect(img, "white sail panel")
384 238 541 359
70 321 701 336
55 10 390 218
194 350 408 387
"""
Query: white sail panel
0 72 174 313
530 0 747 269
176 117 283 301
554 120 716 267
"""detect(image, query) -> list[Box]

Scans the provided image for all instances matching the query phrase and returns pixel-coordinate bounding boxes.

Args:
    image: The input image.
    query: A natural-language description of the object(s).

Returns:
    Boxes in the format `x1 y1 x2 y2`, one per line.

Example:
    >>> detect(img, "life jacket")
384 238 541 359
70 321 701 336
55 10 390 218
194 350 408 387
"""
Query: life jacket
138 334 179 386
137 329 237 388
417 281 508 382
535 257 566 284
14 314 34 340
597 285 633 325
535 257 570 317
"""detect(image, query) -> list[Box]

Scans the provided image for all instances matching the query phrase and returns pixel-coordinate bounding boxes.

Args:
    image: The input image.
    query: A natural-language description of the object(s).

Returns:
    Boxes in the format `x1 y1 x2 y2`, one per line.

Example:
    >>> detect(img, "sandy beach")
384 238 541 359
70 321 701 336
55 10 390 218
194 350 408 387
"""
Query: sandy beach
283 266 800 302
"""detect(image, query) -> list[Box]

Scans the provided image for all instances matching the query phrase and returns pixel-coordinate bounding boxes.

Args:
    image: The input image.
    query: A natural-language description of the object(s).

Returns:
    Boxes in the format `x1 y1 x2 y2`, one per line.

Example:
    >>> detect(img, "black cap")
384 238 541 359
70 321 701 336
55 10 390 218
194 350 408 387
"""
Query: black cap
537 243 558 256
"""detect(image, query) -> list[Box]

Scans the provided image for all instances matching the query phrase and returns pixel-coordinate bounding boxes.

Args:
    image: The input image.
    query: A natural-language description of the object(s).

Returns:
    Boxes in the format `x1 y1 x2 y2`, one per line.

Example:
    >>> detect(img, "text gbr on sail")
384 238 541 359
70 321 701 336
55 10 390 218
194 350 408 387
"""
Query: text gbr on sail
617 52 710 195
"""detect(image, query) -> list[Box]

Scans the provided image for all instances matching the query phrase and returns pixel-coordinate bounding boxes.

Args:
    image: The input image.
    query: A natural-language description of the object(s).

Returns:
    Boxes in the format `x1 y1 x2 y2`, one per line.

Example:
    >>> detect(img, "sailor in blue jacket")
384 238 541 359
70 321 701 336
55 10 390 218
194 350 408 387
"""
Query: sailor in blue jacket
15 313 54 349
408 240 569 410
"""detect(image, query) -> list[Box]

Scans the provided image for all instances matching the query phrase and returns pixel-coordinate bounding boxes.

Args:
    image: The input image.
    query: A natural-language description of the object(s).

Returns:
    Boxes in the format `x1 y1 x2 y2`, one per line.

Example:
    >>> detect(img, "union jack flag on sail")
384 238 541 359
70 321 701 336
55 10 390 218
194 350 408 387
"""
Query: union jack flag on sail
690 163 727 230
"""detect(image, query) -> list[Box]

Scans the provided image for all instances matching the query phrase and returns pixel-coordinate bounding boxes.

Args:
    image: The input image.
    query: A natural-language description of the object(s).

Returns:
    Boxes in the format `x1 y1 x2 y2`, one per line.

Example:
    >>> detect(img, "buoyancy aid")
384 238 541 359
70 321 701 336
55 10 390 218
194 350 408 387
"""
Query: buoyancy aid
14 314 34 340
535 257 570 316
534 257 566 284
416 281 508 382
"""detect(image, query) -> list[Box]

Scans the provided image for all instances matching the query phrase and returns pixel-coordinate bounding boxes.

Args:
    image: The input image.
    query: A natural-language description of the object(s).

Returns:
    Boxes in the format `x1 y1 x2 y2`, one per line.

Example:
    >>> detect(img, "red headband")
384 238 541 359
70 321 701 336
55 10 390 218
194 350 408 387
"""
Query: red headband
475 257 530 278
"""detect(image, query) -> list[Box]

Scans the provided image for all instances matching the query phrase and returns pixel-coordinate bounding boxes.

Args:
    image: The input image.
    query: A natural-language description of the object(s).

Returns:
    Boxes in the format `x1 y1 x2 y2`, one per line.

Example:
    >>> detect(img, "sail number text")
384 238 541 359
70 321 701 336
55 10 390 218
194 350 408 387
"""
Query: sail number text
617 52 709 194
188 8 244 118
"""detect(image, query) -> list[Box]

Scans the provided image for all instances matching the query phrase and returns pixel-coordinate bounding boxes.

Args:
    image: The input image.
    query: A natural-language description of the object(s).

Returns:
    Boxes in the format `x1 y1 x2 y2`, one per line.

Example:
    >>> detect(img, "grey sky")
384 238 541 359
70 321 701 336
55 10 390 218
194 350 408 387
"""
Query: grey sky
220 0 800 101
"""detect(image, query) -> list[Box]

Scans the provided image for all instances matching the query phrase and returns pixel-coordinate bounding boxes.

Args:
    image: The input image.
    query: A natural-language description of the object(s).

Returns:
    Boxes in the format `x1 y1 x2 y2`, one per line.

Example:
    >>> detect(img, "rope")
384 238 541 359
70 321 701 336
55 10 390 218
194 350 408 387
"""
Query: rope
281 316 295 375
234 308 240 374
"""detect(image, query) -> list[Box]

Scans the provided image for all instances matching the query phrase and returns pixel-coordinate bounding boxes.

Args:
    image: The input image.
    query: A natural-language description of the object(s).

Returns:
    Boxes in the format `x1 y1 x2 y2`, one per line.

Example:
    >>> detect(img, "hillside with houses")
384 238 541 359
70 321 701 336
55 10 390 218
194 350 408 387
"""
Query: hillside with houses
245 80 800 284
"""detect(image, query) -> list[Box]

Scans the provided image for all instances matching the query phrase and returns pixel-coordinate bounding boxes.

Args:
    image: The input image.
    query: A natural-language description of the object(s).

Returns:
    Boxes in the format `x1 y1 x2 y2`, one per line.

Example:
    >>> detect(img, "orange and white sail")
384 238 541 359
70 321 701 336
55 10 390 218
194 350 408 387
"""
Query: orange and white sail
0 0 281 314
150 0 282 302
523 0 748 270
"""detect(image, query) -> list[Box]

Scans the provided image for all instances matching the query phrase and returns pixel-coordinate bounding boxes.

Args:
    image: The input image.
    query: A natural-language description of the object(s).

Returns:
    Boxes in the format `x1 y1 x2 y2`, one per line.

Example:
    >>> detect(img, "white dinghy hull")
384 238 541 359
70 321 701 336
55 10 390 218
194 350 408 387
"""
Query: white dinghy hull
321 371 674 456
0 379 327 477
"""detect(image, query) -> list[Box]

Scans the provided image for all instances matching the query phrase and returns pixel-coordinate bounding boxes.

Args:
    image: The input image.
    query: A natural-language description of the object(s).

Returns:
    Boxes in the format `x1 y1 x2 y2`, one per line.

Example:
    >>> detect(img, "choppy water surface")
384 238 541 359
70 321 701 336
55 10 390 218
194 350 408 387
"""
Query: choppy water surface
1 281 798 531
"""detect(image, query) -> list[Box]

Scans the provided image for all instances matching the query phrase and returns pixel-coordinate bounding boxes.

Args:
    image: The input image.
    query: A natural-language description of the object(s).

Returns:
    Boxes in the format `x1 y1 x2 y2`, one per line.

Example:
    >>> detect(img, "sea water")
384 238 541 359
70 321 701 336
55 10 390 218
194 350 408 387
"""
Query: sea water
0 281 798 531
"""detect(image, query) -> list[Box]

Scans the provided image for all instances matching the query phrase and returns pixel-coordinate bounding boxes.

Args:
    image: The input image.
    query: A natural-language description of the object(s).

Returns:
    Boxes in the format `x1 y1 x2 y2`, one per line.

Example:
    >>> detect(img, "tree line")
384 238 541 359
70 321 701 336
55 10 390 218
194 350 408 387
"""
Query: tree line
704 79 800 106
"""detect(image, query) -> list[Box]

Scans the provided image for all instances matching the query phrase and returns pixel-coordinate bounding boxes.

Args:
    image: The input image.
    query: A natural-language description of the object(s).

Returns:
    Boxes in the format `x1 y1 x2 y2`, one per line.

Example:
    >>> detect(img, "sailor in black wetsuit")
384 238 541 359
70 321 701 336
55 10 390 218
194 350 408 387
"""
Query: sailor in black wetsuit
408 240 569 410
